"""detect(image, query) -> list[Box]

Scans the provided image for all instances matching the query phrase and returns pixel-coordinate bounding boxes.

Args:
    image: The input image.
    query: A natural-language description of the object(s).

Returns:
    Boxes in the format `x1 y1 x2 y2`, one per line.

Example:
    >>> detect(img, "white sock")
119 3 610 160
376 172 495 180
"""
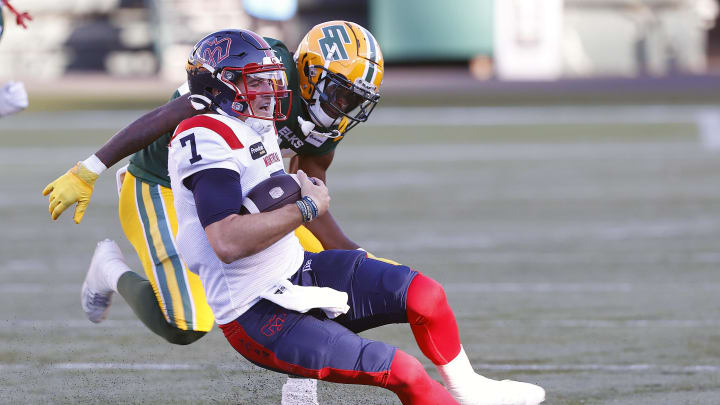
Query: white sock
104 259 132 293
436 346 479 390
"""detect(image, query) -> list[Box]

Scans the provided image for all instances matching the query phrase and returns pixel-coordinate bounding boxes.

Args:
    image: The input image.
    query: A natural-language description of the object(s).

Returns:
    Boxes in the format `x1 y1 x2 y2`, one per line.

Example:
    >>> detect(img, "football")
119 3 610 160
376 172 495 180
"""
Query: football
240 173 302 214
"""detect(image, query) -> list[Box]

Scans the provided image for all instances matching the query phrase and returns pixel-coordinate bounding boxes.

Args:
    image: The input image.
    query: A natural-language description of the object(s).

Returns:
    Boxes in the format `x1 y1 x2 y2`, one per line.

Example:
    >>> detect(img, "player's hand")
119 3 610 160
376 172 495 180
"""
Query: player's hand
42 162 100 223
0 81 28 117
297 170 330 217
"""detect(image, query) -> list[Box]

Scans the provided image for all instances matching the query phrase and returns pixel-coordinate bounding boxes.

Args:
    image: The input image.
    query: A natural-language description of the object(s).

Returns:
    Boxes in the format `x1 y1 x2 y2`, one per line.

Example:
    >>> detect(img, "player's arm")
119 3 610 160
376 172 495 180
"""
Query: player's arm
290 151 360 250
197 170 329 263
42 94 199 223
95 94 197 167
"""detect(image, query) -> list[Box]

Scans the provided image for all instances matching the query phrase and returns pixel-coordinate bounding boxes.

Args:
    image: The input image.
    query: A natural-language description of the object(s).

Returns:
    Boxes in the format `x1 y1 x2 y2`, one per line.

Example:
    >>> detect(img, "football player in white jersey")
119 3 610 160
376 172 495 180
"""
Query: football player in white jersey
44 21 390 404
167 29 545 405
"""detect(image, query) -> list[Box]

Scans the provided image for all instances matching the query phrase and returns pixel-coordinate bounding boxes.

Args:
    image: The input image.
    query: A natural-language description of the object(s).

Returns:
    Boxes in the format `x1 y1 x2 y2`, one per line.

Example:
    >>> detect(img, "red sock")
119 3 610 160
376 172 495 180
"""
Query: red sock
406 273 462 365
385 350 458 405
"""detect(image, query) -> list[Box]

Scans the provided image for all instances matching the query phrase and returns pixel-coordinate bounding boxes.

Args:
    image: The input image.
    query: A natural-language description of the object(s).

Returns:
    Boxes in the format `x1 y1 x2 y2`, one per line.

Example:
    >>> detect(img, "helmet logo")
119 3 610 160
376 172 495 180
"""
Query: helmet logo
318 25 351 61
200 37 232 67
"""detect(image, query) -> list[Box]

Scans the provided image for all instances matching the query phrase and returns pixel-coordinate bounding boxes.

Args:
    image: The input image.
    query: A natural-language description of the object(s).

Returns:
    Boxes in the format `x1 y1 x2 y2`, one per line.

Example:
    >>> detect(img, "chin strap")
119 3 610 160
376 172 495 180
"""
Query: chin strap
188 94 212 111
297 116 342 139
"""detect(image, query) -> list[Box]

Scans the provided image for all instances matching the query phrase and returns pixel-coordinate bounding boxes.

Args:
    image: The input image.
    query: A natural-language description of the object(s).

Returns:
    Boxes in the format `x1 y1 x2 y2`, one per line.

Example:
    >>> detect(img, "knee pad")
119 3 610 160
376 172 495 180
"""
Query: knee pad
386 350 428 390
406 273 447 323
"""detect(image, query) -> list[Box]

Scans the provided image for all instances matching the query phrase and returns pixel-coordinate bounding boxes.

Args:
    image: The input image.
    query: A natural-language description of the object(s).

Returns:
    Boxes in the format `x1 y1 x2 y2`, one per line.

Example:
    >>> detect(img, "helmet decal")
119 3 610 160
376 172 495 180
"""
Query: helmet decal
357 25 380 84
358 25 379 63
200 37 232 67
318 25 351 61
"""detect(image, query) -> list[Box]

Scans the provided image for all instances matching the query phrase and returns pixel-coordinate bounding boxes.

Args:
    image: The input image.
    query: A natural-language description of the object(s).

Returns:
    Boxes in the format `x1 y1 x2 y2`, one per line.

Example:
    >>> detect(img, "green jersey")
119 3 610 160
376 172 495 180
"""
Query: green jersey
127 37 344 187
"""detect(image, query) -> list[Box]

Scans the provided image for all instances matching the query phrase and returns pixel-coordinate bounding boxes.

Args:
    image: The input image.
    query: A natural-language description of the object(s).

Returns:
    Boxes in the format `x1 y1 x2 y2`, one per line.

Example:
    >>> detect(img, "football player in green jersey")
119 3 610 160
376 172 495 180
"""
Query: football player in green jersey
43 21 386 403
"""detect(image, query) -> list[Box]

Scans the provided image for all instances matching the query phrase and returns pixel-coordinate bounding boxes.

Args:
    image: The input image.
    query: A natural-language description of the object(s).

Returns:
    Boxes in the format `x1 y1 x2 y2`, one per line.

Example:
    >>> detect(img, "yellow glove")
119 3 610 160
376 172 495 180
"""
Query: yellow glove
42 161 99 223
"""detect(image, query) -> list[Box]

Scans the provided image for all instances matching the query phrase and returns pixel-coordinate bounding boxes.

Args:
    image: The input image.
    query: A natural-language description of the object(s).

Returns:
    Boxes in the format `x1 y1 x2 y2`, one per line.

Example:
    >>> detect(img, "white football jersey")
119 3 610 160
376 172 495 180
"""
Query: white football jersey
168 113 304 324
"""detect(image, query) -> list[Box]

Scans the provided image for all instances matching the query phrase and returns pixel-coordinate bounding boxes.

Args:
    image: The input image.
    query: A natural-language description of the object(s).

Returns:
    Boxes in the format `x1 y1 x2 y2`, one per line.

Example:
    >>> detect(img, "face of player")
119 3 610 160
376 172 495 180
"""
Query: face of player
319 80 364 120
242 74 274 118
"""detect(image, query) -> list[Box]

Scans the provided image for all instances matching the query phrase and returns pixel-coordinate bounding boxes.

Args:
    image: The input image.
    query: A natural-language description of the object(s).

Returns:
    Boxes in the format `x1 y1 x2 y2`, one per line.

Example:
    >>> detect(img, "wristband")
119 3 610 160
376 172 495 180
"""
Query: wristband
296 200 311 223
295 197 319 223
302 196 318 219
82 154 108 175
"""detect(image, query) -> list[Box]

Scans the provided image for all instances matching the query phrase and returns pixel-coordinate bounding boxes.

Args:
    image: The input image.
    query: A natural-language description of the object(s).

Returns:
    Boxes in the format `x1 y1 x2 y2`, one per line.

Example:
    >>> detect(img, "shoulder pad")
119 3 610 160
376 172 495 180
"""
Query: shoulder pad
173 115 244 150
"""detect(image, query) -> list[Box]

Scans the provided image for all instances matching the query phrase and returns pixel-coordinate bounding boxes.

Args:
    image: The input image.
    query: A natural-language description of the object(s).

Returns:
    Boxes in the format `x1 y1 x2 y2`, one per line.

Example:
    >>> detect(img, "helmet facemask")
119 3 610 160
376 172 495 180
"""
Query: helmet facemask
305 66 380 136
217 62 291 121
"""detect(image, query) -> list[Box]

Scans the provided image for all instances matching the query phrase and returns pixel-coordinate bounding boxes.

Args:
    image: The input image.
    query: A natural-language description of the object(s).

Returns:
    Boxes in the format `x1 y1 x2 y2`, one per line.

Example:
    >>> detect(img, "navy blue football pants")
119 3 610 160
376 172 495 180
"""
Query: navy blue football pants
219 250 418 384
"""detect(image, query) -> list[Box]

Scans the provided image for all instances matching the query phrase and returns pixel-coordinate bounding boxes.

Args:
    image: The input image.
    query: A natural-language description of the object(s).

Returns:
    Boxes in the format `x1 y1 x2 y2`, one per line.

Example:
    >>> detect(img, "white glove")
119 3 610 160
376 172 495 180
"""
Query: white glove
0 81 29 117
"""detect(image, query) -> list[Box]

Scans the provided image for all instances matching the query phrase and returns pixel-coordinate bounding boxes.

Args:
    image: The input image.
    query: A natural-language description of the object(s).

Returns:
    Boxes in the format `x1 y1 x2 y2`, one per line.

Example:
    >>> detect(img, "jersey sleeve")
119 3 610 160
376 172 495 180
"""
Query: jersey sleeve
169 116 243 184
184 168 243 228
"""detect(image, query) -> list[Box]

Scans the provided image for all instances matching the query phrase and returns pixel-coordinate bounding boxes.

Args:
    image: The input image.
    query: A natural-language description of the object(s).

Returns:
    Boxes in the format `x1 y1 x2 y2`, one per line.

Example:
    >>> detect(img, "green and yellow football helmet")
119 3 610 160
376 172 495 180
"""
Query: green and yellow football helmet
294 20 384 135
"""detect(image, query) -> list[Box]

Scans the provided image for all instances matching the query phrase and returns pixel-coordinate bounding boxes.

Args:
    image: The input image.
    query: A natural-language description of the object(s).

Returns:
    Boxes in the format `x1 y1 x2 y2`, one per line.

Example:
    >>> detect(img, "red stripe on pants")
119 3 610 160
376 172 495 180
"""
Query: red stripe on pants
219 320 389 386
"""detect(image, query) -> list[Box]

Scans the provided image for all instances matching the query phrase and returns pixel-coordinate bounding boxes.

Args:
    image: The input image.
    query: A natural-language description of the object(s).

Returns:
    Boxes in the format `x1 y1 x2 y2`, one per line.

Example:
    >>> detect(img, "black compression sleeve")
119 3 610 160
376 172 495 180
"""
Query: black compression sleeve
183 168 242 228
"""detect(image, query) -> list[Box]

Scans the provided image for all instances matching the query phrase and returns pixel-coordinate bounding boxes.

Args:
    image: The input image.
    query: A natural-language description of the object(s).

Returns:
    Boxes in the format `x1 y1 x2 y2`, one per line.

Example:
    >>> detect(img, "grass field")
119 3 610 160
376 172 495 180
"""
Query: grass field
1 105 720 404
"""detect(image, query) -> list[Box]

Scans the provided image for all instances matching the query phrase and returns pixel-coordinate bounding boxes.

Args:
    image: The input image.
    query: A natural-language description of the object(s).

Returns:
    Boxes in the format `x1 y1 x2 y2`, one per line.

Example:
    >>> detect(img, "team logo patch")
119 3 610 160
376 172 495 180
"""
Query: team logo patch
263 152 281 167
269 187 284 199
318 25 351 61
261 312 287 337
249 142 267 160
200 37 231 67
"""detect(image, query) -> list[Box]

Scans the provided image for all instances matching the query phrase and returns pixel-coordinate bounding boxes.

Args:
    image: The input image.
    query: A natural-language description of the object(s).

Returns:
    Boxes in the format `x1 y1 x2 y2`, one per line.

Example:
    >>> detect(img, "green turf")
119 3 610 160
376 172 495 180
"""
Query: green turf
1 109 720 404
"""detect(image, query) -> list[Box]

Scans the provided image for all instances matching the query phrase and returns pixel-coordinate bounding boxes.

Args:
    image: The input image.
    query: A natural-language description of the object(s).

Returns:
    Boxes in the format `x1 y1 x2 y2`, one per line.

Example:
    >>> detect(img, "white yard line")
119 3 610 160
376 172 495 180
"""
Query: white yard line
1 362 719 373
473 363 720 373
369 105 713 126
4 281 720 296
0 105 713 131
3 317 720 329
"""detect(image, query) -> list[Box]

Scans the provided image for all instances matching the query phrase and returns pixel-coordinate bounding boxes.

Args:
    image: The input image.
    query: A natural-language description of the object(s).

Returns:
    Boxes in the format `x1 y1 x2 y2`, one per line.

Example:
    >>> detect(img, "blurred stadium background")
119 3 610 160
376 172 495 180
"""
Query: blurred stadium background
2 0 720 404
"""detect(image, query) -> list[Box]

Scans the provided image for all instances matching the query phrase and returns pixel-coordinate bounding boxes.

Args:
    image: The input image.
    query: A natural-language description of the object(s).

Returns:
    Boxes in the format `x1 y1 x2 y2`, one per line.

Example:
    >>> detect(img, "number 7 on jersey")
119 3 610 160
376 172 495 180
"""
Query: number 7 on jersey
180 133 203 164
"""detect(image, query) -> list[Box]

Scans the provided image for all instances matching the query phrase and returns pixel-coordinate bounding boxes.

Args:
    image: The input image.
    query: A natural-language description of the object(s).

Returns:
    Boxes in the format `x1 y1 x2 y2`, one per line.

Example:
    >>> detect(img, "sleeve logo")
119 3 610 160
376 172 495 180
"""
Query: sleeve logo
249 142 268 160
263 152 281 167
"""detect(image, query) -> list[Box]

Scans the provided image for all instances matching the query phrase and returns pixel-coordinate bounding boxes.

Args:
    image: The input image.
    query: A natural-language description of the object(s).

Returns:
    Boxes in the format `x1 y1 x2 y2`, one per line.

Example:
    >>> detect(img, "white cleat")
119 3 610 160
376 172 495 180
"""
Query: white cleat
448 374 545 405
81 239 123 323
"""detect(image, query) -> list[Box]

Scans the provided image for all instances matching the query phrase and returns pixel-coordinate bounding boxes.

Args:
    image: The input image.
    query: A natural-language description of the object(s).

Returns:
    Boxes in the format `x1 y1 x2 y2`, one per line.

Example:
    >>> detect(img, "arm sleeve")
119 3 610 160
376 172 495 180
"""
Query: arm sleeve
184 168 243 228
